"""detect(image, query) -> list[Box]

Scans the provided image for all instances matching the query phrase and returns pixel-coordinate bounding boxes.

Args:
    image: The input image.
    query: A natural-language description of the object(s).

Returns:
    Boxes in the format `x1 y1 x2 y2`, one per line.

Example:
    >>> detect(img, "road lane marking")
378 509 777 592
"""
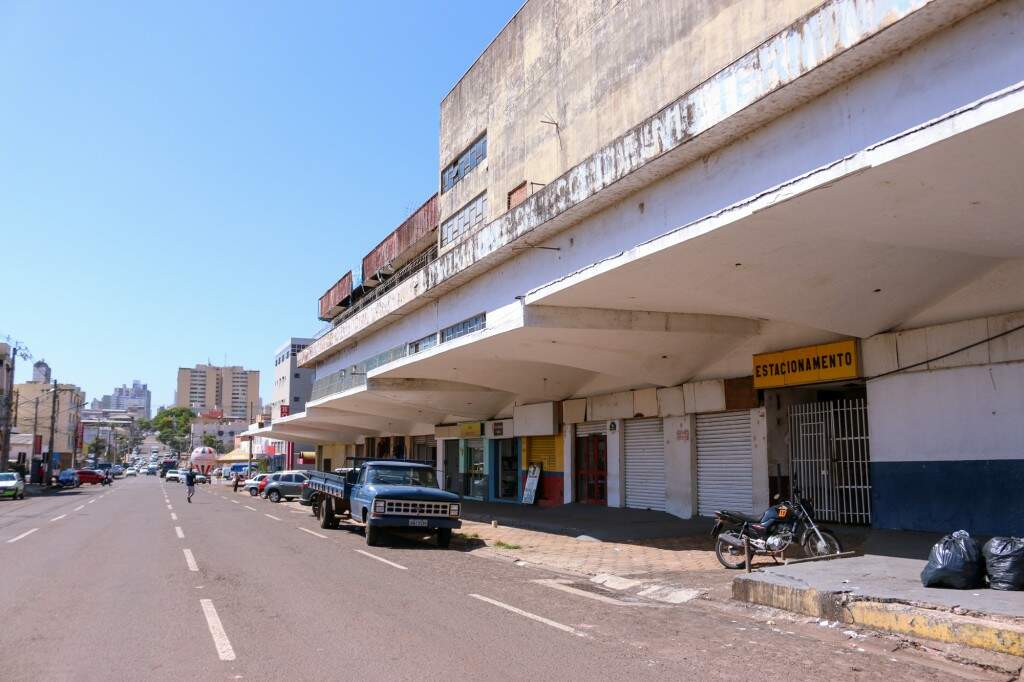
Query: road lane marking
531 579 650 607
244 505 257 511
7 528 39 544
231 500 239 504
88 499 96 504
199 599 236 661
183 548 199 572
74 505 85 512
167 504 173 510
298 527 327 539
468 594 587 637
50 514 67 522
171 512 178 521
264 514 281 521
354 549 408 570
175 526 185 539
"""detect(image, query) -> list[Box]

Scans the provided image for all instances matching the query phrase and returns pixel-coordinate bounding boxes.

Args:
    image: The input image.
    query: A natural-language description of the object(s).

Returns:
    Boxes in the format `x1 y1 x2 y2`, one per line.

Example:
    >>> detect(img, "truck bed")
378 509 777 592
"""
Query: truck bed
306 470 352 502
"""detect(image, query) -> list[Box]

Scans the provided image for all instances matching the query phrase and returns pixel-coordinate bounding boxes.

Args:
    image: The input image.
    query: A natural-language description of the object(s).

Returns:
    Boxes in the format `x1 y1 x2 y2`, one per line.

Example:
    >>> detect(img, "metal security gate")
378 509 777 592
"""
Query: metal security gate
412 434 436 460
697 411 753 516
789 399 871 525
624 418 666 511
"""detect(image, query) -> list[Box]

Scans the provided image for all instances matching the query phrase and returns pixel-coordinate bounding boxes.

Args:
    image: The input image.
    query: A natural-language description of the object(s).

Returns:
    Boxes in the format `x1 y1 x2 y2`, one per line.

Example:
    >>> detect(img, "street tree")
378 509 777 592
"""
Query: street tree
200 433 227 454
151 406 195 455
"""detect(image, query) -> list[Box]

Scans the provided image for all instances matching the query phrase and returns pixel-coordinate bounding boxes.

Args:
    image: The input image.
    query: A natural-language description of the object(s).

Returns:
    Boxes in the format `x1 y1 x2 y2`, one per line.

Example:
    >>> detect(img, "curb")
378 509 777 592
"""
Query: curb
732 574 1024 657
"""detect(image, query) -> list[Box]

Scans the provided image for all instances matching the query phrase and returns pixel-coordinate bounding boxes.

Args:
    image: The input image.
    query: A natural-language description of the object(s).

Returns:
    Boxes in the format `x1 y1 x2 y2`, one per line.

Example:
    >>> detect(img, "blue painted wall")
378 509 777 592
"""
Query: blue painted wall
871 460 1024 536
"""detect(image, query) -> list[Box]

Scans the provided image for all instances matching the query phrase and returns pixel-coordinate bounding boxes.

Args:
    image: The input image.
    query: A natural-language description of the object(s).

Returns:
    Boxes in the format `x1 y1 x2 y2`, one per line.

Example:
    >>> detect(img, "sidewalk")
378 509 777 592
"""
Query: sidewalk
733 554 1024 656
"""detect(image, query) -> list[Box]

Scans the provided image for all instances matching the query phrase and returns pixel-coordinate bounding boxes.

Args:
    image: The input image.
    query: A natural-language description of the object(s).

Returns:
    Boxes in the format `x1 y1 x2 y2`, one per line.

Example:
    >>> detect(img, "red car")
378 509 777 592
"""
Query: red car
257 474 276 495
76 469 106 485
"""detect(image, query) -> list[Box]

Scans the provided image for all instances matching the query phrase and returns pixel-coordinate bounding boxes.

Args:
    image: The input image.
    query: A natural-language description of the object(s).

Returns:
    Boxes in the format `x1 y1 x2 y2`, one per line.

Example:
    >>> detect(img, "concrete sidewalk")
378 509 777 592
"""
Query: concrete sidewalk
733 554 1024 656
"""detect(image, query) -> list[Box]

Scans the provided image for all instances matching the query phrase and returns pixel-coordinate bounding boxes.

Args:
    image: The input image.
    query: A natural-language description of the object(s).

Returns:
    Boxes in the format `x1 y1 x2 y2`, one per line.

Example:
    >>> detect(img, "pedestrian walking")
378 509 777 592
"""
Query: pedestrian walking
185 467 197 503
232 472 240 493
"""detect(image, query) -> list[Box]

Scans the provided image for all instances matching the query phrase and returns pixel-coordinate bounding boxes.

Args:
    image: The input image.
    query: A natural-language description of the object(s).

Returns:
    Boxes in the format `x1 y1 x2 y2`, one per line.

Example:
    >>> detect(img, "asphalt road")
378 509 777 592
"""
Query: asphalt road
0 477 1005 681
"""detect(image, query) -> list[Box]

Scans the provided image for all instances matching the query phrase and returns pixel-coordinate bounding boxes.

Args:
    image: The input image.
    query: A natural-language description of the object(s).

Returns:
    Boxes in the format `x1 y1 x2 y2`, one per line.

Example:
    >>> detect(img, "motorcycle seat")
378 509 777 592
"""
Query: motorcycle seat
720 510 764 525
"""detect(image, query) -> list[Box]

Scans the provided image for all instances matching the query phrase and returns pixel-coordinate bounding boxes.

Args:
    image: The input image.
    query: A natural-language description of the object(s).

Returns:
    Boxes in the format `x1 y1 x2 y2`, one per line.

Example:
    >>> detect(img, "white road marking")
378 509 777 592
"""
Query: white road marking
175 526 185 539
167 504 173 510
289 509 307 514
264 514 281 521
354 549 408 570
231 500 239 505
468 594 587 637
88 499 96 505
199 599 236 661
532 579 650 606
7 528 39 544
243 505 257 512
171 512 178 521
183 548 199 572
50 514 67 522
298 527 327 539
74 505 85 512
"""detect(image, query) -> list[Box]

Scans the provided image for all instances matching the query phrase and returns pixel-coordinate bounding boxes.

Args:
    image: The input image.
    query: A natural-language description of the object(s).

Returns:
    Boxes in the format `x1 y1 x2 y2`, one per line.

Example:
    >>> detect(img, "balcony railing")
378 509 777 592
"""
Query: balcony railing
325 245 437 328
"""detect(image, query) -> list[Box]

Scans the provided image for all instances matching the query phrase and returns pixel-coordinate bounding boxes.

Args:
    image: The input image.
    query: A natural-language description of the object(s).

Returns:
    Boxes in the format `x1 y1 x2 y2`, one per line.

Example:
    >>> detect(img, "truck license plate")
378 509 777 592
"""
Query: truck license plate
408 519 428 527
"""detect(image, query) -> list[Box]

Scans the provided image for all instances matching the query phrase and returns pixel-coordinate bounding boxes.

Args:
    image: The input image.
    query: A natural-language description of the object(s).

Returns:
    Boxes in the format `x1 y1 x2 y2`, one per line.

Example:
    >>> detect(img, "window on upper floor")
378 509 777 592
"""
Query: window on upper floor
440 313 486 344
408 332 438 355
440 192 487 248
441 134 486 193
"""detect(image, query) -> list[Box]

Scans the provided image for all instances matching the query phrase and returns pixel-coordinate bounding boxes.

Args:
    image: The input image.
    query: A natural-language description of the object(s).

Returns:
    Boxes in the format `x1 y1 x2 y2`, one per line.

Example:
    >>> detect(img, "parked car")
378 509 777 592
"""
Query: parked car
195 473 208 484
244 473 270 496
258 473 281 497
125 468 138 477
165 469 181 483
76 469 106 485
264 472 309 503
0 472 26 500
111 465 125 478
57 470 81 488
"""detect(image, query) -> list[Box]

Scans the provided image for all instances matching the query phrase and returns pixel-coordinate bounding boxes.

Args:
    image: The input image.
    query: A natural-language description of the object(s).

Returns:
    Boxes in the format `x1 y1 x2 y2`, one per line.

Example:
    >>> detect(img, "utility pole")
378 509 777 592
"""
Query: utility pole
0 353 16 473
45 379 58 486
32 397 40 465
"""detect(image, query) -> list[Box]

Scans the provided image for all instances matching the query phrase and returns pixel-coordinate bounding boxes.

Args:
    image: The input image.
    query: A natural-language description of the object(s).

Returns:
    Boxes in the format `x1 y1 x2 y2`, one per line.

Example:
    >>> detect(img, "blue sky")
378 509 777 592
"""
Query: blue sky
0 0 521 410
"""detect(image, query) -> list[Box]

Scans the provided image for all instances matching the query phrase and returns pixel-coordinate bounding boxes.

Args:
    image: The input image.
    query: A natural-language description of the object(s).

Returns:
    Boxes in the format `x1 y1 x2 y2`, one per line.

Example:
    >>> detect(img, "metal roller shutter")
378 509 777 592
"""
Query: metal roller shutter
697 411 753 516
624 418 666 511
574 421 605 437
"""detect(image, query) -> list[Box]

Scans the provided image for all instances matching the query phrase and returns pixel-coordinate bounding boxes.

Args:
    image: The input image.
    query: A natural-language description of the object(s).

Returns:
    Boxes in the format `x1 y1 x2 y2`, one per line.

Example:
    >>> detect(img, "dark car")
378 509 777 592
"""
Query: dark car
76 469 106 485
263 471 308 503
57 470 80 488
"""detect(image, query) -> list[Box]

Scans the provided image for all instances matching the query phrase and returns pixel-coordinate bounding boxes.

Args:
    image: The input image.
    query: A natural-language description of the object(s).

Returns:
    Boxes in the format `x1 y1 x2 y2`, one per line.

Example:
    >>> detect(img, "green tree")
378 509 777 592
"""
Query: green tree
87 437 107 459
151 406 195 455
200 433 227 454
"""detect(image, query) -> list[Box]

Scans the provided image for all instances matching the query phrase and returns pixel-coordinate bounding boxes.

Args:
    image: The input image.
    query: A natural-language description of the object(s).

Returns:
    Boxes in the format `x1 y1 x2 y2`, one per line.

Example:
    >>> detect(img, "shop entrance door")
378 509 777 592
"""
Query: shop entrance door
574 434 607 504
789 398 871 525
493 439 519 500
443 440 460 494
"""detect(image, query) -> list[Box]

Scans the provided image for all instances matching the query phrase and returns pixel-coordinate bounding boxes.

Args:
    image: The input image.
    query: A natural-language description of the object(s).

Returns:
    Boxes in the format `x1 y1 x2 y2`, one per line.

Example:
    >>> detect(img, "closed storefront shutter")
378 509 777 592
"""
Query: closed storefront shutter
411 434 436 460
697 411 753 516
624 418 666 511
574 421 606 437
526 436 558 471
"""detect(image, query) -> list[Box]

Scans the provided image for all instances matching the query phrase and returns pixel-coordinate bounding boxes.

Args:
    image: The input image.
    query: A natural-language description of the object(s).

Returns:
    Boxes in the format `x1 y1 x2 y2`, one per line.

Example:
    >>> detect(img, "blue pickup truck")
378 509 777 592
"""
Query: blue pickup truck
306 461 461 548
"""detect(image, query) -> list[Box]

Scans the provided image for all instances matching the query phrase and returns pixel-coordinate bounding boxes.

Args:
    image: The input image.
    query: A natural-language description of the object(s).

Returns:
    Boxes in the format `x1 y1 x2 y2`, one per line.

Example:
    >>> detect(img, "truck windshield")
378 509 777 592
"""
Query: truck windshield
365 466 438 488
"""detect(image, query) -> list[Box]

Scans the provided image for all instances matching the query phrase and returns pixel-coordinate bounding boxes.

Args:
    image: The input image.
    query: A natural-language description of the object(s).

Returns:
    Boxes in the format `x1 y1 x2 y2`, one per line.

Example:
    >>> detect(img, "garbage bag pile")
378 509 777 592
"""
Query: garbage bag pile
921 530 1024 590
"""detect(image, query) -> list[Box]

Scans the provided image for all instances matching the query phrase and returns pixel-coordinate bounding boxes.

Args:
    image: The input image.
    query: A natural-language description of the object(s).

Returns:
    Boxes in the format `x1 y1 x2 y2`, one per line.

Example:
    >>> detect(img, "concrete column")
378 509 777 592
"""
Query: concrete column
664 415 696 518
562 424 575 503
751 407 769 513
606 419 624 507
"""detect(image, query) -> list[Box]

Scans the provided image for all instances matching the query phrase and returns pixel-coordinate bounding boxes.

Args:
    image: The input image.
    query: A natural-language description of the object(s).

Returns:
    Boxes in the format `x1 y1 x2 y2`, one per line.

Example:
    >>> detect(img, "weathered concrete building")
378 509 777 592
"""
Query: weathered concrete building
251 0 1024 535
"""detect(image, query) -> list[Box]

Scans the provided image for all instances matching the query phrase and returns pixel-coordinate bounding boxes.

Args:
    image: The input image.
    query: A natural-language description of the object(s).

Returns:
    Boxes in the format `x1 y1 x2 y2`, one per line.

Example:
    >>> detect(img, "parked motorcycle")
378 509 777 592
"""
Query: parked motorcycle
710 488 841 569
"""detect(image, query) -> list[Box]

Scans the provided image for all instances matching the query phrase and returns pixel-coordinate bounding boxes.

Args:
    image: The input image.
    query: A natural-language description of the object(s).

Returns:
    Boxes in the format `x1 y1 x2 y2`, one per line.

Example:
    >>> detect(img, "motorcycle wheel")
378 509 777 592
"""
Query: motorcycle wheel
715 535 749 570
802 530 842 558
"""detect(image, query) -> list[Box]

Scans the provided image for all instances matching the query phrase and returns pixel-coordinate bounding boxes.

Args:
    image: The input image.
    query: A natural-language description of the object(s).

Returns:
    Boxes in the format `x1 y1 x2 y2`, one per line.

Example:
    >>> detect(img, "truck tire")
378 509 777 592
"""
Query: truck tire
320 496 335 530
365 521 381 546
437 528 452 549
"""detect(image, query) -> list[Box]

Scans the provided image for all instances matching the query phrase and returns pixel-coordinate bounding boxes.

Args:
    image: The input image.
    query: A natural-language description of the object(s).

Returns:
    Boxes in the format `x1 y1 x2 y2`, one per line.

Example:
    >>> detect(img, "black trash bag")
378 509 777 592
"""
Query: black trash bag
983 537 1024 591
920 530 986 589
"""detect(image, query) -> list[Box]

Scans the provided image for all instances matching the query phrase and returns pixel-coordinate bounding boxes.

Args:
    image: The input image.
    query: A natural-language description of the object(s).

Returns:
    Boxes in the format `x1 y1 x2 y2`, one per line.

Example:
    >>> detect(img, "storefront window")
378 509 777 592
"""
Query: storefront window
495 439 518 499
467 438 487 499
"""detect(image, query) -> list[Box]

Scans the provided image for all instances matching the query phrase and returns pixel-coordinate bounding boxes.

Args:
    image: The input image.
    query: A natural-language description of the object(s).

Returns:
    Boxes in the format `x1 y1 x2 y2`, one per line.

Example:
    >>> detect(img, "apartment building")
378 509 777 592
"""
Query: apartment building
250 0 1024 536
175 364 260 421
14 380 86 471
96 380 152 419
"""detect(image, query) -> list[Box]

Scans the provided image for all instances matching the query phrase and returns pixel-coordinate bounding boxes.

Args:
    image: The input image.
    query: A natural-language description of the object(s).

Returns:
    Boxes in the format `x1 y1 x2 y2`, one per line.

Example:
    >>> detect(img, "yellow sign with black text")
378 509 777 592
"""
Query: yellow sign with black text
753 339 860 389
457 422 483 438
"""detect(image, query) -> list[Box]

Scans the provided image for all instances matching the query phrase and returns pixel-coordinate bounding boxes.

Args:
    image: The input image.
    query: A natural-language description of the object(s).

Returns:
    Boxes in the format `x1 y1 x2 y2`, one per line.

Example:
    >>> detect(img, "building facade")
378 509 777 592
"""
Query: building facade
97 380 152 419
14 380 85 471
248 0 1024 535
31 359 51 384
175 364 260 420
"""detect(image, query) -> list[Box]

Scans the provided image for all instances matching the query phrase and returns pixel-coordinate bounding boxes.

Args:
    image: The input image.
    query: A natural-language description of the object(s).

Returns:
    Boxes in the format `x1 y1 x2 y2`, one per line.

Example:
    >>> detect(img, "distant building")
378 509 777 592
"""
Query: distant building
98 380 151 419
31 360 51 384
190 415 248 452
175 364 260 421
13 380 85 471
270 338 313 420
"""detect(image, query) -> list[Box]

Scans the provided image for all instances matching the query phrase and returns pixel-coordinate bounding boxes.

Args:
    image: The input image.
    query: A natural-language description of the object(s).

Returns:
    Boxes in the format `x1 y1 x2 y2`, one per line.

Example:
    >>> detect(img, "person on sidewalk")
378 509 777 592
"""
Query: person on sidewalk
184 467 197 503
232 472 240 493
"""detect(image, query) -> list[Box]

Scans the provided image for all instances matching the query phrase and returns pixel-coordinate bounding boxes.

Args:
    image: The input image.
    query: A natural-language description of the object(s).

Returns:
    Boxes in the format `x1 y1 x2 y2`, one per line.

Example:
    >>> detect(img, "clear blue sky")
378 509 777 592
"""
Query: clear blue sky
0 0 521 410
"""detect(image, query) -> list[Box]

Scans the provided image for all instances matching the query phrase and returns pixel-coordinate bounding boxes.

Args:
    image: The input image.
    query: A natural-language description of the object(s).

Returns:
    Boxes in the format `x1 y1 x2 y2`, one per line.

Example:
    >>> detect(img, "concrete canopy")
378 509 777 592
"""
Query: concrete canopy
527 84 1024 340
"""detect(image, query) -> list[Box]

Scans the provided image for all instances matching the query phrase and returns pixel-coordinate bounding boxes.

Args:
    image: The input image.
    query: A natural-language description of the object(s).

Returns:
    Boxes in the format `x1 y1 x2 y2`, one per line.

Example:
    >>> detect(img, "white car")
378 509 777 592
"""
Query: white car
165 469 181 483
125 468 137 477
0 472 25 500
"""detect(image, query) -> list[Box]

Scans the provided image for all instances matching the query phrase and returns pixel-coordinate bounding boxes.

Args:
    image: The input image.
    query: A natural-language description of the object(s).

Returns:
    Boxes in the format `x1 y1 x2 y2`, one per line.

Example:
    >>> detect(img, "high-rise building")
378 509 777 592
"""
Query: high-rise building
270 338 313 420
175 364 260 421
99 380 151 419
31 360 51 384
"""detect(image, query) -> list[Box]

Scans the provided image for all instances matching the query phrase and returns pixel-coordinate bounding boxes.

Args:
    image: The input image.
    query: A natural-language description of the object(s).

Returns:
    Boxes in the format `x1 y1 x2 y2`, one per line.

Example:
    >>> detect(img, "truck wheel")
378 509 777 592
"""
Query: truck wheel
437 529 452 548
365 521 380 546
311 493 322 519
319 496 335 530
